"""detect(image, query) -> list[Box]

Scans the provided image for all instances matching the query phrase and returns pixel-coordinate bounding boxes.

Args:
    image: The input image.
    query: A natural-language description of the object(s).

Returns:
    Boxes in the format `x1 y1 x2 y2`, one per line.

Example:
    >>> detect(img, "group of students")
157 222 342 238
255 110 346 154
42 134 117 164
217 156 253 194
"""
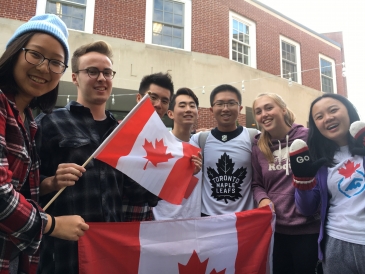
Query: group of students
0 14 160 274
0 13 364 274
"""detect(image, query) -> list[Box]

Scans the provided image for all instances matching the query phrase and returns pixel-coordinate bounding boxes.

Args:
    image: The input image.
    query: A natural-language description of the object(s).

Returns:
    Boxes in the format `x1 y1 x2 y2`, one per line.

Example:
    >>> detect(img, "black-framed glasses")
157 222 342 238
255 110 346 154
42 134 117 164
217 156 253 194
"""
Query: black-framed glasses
212 101 240 109
22 48 67 74
75 67 116 80
144 92 170 105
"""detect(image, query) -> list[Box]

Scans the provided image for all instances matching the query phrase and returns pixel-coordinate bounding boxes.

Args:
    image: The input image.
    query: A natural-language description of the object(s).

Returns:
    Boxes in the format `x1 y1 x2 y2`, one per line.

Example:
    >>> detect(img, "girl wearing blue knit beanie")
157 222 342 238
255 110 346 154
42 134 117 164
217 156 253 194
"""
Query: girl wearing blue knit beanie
0 14 89 274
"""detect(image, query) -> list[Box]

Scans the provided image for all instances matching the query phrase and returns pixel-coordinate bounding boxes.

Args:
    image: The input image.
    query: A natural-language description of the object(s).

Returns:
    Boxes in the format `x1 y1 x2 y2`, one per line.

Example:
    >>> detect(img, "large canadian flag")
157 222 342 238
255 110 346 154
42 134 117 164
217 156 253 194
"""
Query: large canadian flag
92 95 200 205
78 206 275 274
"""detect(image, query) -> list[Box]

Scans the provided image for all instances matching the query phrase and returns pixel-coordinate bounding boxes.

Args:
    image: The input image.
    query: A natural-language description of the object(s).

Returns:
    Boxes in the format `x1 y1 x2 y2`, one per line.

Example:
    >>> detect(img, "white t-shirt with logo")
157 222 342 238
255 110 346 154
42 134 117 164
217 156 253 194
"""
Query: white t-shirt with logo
191 129 254 215
326 145 365 244
153 133 202 220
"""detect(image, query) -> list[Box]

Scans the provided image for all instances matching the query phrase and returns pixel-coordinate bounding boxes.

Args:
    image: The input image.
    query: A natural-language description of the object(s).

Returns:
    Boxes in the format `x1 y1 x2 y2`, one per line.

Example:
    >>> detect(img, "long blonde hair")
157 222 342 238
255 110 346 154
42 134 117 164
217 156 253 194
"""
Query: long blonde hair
252 93 295 162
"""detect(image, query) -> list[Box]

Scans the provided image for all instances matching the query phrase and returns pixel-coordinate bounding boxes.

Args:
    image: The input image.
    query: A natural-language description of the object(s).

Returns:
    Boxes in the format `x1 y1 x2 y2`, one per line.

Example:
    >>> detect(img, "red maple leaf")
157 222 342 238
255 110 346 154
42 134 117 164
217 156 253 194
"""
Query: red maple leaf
338 160 360 178
178 251 208 274
178 250 226 274
143 138 173 170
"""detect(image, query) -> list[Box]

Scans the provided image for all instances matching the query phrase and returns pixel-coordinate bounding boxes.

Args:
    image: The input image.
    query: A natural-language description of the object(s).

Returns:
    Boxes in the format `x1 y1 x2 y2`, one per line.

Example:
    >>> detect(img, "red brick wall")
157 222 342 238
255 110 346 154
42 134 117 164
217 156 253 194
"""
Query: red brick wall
191 0 345 95
1 0 345 95
92 0 345 96
93 0 146 42
194 107 246 130
195 108 215 130
0 0 36 21
0 0 147 42
237 113 247 127
192 0 230 58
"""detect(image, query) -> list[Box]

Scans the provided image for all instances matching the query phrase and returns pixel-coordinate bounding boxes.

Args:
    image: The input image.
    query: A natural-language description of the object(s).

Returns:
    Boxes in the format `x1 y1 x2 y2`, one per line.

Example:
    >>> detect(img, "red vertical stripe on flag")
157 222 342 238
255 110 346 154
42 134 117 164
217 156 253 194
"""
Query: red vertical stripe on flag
78 222 141 274
159 142 200 204
235 206 274 274
95 99 155 168
184 176 199 199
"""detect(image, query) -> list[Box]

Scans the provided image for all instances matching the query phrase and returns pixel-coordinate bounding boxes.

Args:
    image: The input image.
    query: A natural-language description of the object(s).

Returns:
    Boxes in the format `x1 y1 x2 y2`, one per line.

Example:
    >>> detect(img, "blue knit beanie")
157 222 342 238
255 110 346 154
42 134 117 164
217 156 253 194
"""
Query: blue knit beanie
6 14 70 68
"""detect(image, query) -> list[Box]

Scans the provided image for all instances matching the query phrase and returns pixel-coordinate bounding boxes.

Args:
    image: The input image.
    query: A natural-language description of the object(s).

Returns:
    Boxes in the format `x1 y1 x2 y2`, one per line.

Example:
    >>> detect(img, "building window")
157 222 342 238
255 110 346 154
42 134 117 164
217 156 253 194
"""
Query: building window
232 19 249 65
46 0 86 31
319 54 337 93
229 12 256 68
145 0 191 51
280 36 302 84
152 0 184 48
36 0 95 33
282 41 297 81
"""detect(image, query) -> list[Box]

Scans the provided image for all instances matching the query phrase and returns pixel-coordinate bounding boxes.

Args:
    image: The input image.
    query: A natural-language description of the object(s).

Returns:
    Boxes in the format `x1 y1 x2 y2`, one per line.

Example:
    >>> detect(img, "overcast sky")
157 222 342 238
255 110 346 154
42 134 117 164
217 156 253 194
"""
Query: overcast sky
257 0 365 119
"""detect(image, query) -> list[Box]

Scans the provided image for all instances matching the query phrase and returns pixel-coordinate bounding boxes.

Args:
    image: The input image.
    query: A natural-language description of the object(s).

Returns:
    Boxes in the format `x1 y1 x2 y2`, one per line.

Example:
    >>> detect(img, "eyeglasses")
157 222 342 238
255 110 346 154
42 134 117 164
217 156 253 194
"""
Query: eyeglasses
212 101 240 109
75 67 116 80
22 48 67 74
147 92 170 106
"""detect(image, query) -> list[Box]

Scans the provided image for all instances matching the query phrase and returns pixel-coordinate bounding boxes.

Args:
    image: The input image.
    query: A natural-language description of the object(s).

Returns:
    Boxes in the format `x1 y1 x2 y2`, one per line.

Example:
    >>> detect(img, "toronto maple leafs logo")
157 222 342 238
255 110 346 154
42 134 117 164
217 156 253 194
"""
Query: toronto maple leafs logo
337 160 365 198
143 138 173 169
207 153 246 203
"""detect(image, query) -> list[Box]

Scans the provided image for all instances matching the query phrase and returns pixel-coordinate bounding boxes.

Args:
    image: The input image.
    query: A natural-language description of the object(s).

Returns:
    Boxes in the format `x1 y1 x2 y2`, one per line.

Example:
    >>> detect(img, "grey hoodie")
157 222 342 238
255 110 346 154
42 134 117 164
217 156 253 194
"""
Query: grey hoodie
251 123 320 235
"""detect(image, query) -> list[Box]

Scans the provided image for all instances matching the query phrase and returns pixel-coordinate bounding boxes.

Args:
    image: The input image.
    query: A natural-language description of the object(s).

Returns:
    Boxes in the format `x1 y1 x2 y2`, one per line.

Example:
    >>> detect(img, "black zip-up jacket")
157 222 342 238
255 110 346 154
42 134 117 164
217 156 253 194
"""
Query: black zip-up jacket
35 101 158 274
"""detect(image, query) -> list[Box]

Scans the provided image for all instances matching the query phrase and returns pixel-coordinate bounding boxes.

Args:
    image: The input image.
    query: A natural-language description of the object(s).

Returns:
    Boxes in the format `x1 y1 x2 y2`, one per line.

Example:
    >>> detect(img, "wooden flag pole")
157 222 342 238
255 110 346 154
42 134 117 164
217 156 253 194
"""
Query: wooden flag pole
43 154 94 211
42 94 152 211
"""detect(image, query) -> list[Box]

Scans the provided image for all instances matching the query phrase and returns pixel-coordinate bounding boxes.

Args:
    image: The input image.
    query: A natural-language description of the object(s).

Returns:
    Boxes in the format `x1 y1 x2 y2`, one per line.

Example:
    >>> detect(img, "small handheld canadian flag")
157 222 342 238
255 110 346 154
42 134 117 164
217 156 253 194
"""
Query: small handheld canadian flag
42 95 200 210
93 95 200 205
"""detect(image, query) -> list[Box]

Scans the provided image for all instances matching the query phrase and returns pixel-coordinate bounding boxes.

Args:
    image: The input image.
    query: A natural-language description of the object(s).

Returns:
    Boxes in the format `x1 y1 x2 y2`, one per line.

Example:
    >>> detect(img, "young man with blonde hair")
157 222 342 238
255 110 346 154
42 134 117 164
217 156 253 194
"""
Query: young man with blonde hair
36 41 156 273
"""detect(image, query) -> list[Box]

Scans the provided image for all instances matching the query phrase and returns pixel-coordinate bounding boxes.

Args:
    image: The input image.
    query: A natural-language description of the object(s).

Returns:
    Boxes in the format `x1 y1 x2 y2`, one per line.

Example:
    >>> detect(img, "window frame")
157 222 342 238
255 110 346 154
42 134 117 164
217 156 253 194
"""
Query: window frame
36 0 95 33
319 54 337 94
229 11 257 68
145 0 192 51
280 35 302 84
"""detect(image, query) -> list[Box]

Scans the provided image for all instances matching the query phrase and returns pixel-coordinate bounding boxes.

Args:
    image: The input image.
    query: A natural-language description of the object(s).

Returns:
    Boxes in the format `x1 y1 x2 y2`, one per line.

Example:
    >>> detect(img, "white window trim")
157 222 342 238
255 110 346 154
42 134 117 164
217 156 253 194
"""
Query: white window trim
319 54 337 94
145 0 191 51
36 0 95 33
229 11 257 69
280 35 302 84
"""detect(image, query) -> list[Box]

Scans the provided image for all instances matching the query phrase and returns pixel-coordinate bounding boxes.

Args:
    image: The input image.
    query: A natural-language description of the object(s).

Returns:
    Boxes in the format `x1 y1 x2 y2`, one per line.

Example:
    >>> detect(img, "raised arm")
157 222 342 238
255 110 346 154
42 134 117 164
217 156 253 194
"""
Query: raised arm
289 139 324 215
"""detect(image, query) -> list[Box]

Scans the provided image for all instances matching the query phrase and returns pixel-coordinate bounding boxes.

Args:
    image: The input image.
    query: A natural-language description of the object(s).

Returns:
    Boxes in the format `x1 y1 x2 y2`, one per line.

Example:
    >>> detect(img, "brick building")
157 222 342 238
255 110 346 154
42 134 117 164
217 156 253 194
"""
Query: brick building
0 0 345 129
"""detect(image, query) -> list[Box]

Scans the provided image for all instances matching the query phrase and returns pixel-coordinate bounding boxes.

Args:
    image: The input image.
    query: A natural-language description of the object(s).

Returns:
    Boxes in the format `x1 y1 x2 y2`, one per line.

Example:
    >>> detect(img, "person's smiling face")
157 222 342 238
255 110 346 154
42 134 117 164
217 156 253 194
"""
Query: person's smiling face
168 94 198 127
13 33 65 104
72 51 113 107
312 97 351 146
210 91 242 132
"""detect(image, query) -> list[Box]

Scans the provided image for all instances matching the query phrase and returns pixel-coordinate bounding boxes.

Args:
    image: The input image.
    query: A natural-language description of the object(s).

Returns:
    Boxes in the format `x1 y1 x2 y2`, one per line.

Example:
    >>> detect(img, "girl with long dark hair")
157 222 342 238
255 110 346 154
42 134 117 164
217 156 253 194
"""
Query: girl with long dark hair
0 14 88 273
291 93 365 273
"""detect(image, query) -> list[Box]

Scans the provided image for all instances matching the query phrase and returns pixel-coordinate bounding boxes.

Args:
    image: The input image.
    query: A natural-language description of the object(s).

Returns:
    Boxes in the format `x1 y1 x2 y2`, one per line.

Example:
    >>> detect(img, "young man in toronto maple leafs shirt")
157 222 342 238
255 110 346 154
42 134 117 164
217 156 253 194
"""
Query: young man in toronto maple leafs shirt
153 88 202 220
191 84 257 216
